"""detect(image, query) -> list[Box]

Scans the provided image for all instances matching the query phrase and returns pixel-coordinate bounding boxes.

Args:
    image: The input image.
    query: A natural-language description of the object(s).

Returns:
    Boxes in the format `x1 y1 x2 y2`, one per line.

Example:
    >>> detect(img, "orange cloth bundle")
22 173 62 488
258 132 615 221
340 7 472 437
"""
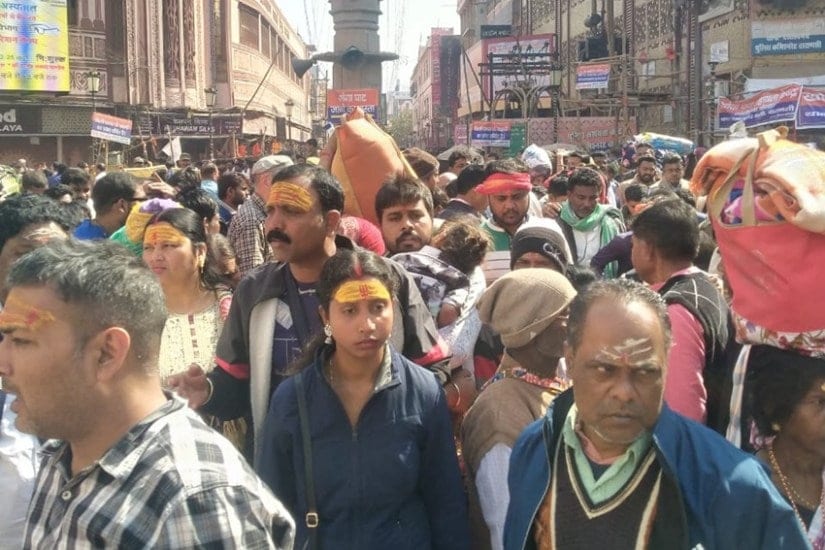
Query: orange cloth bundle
690 127 825 355
691 126 825 233
330 108 417 225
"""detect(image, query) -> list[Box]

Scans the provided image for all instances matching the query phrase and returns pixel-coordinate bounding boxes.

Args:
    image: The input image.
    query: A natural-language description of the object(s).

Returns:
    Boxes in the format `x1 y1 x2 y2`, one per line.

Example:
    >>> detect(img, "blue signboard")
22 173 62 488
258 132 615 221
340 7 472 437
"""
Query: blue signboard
470 121 511 147
752 19 825 56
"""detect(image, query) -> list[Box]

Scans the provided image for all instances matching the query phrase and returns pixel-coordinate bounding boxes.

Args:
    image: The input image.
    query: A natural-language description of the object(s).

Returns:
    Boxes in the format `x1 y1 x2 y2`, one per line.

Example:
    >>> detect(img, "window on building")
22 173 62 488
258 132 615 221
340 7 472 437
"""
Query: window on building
261 21 271 56
67 0 79 26
270 28 278 60
239 4 259 49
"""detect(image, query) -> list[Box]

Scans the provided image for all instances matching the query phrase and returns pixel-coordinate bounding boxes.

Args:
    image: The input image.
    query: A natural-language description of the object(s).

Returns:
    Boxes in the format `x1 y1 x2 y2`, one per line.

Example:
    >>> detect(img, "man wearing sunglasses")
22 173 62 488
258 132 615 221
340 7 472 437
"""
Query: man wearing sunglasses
73 172 147 240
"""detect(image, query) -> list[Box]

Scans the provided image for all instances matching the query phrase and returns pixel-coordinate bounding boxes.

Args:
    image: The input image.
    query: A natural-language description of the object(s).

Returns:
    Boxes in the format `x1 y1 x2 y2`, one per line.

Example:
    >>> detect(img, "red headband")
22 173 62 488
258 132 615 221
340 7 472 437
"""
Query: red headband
475 172 532 195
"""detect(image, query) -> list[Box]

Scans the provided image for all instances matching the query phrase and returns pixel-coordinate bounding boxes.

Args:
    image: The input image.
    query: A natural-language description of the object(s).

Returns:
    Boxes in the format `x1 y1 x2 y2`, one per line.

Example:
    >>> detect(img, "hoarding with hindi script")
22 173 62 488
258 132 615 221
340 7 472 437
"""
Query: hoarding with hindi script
91 112 133 145
0 0 70 92
327 88 380 124
717 84 802 129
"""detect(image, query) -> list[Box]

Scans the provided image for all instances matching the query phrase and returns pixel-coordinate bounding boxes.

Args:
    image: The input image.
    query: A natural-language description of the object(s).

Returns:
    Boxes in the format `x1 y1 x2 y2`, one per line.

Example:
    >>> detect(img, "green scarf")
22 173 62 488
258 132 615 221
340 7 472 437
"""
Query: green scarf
559 202 624 278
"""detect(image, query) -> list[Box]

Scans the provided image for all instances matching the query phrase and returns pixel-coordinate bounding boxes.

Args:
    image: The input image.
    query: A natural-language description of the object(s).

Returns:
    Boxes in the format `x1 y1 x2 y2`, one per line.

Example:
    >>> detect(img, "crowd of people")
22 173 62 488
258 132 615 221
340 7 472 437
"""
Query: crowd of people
0 123 823 550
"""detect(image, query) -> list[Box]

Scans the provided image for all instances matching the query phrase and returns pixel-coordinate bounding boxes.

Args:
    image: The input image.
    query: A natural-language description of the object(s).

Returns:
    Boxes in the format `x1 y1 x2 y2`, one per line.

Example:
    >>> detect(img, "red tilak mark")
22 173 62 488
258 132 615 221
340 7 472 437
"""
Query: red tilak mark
359 284 370 299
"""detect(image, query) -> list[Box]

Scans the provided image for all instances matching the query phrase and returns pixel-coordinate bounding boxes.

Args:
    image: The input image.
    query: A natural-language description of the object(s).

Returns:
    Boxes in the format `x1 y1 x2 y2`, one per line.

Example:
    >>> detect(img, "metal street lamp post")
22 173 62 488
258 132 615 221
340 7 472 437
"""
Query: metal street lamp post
205 86 217 160
87 71 101 163
548 63 563 144
285 99 295 142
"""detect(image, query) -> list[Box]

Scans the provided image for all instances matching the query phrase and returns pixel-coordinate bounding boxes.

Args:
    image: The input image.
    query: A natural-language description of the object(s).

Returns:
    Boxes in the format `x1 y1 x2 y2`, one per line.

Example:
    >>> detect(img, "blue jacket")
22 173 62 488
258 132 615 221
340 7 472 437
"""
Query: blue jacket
504 390 810 550
256 347 470 550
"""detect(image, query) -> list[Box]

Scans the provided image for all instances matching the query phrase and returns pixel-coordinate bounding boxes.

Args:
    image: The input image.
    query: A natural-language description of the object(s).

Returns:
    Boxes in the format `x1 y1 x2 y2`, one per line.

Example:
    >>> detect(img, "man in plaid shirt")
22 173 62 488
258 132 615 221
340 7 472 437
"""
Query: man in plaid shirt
0 240 294 549
228 155 293 276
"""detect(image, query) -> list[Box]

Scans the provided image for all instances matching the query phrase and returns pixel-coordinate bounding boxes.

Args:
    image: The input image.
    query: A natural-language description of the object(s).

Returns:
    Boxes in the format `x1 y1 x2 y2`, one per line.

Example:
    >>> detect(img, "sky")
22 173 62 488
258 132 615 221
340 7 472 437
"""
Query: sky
277 0 460 92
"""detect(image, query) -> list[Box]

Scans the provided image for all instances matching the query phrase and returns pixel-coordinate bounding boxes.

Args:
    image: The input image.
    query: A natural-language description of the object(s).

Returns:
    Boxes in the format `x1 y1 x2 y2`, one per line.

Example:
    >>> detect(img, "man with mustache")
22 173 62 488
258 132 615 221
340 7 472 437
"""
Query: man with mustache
650 153 691 193
170 164 446 461
503 279 807 550
478 158 566 285
376 176 435 255
618 154 659 207
228 154 293 276
557 167 625 277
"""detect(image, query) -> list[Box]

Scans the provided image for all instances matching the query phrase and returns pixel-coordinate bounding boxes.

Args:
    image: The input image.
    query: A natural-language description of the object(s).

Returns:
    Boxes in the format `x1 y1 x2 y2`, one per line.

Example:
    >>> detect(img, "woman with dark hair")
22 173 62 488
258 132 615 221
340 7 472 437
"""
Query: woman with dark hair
176 187 222 235
257 248 470 550
748 345 825 548
142 207 231 381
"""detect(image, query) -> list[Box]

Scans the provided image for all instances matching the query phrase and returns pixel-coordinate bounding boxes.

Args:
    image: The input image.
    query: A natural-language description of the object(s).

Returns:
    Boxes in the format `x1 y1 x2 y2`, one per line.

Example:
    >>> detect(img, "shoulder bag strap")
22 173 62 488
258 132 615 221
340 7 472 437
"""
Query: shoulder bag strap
294 373 319 550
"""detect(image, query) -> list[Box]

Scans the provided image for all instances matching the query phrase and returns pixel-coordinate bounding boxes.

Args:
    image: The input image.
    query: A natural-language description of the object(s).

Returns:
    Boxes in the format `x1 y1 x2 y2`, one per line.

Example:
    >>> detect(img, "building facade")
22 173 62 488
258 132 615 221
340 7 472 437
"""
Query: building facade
0 0 312 166
457 0 825 150
410 28 461 151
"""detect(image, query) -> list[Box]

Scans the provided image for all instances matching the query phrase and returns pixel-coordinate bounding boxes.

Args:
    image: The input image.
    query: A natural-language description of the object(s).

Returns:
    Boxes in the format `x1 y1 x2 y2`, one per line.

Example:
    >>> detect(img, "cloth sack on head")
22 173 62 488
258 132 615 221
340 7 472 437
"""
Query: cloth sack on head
477 268 576 349
521 144 552 171
691 127 825 356
331 108 417 225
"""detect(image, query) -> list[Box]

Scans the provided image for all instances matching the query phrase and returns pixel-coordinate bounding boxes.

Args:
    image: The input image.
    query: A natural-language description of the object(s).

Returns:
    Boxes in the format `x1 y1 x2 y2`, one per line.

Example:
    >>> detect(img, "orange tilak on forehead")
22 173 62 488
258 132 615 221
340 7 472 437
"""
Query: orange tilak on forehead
267 181 313 212
333 279 391 304
0 294 55 332
144 222 187 246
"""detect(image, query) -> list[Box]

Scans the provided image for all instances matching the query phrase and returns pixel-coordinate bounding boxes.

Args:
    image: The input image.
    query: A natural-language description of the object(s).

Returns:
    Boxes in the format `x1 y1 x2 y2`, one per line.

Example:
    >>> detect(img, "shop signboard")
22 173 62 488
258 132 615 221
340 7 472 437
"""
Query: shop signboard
0 105 39 133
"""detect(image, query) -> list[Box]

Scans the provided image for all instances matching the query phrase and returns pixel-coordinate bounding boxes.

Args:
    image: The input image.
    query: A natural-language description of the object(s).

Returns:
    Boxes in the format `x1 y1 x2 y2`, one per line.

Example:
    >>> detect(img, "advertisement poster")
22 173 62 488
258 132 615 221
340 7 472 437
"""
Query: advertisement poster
576 63 611 90
471 120 511 148
91 112 133 145
0 0 69 92
717 84 802 129
327 88 380 124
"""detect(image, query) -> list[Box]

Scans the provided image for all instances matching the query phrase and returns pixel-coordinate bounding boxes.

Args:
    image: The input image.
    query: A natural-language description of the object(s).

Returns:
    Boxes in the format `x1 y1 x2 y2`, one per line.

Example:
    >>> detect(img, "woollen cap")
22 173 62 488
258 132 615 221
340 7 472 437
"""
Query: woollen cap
510 225 570 273
477 268 576 349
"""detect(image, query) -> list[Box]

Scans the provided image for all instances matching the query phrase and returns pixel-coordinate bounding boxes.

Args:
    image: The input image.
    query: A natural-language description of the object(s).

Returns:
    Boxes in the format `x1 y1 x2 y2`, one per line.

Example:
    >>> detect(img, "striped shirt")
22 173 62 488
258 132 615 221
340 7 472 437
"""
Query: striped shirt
24 397 294 549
